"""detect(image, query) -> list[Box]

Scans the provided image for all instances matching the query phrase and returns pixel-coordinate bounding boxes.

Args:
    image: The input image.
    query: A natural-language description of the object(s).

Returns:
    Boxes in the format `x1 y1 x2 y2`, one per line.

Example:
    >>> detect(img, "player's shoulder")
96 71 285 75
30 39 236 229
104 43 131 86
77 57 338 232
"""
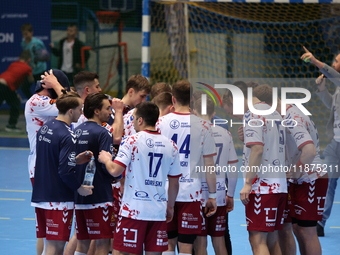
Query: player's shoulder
212 124 232 137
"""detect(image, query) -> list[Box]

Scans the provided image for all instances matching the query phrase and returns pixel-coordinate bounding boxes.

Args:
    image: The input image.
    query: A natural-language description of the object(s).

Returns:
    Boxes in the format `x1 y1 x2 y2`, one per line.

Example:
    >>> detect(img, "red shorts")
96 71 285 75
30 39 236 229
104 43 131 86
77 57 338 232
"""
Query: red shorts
198 206 226 237
35 207 73 241
113 217 168 254
283 184 293 223
245 193 287 232
289 177 328 221
75 206 115 240
167 201 203 235
112 184 122 230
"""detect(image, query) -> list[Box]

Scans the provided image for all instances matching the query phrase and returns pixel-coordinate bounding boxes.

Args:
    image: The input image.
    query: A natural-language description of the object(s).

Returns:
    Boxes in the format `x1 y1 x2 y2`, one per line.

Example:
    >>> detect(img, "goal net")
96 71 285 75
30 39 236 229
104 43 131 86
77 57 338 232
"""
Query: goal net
148 1 340 149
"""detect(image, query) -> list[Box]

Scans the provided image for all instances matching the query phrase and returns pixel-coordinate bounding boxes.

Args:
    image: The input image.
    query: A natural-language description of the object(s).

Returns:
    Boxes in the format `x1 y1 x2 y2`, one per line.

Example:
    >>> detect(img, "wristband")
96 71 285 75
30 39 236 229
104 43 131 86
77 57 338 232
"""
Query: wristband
208 192 217 199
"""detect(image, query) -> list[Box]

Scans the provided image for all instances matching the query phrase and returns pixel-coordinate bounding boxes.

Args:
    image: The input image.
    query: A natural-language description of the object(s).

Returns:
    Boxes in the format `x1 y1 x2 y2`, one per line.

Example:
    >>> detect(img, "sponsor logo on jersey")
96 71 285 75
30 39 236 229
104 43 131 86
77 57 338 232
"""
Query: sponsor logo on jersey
180 161 188 167
135 191 149 198
294 132 305 141
272 159 280 166
146 138 154 148
68 152 76 166
75 129 82 138
170 119 180 129
40 125 48 134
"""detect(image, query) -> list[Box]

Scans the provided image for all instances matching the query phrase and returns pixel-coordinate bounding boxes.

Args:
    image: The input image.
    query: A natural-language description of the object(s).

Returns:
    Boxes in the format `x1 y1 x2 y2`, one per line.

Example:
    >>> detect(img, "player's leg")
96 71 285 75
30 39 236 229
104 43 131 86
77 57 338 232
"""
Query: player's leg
193 236 208 255
278 223 296 255
45 240 66 255
266 231 281 255
75 239 91 254
211 236 227 255
145 252 162 255
293 221 321 255
95 238 111 255
164 202 178 254
248 231 270 255
36 238 44 255
34 208 46 255
193 205 208 255
224 213 232 255
74 209 91 254
278 183 296 255
209 206 227 255
318 140 340 234
177 202 202 254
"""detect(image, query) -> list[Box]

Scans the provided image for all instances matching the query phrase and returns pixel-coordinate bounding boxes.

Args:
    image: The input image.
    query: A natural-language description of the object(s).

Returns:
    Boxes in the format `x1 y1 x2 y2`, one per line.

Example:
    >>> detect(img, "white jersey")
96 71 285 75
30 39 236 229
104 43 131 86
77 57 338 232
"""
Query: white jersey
285 105 325 183
243 102 287 194
114 130 181 221
24 94 58 178
201 124 238 206
123 108 136 136
156 112 216 202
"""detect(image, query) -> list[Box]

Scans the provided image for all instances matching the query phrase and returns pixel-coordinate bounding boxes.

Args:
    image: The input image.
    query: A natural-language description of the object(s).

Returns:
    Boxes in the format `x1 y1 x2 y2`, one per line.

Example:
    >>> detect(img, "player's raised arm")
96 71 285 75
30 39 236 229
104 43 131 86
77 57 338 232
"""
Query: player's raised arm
110 98 124 145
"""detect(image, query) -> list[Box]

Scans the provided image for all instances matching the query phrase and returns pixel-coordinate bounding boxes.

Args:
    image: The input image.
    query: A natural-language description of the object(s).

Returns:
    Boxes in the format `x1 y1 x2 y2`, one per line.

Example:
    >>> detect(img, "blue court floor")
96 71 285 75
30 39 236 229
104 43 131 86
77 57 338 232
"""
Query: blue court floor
0 144 339 255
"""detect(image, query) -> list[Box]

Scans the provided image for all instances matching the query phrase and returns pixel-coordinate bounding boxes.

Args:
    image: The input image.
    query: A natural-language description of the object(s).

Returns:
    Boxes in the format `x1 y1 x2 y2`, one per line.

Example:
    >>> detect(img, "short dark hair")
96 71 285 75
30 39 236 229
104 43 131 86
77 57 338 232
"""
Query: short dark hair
73 71 99 92
125 74 150 94
152 92 172 111
83 93 108 119
19 50 31 61
21 23 33 32
172 80 191 106
150 82 172 99
253 84 273 105
135 101 159 127
222 80 248 107
56 91 81 114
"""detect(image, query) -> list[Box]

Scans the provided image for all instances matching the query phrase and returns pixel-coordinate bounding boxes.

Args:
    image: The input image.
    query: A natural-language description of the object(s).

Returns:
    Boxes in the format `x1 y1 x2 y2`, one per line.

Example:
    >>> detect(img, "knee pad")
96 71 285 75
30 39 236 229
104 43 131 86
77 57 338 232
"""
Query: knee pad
177 233 197 244
297 219 317 227
167 230 178 239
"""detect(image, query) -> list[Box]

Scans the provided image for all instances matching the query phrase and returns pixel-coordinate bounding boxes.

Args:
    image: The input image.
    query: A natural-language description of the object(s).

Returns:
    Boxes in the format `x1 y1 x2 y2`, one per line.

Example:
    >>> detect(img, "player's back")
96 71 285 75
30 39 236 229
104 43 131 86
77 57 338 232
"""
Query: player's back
74 121 114 205
201 124 238 206
285 104 325 181
32 119 78 203
157 112 216 202
243 103 287 194
115 130 180 220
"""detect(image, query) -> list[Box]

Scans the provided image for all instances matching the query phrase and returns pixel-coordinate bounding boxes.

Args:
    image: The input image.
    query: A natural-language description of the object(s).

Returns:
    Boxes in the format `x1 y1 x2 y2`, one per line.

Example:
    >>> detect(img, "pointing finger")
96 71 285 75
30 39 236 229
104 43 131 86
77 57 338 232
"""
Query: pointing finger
303 46 310 53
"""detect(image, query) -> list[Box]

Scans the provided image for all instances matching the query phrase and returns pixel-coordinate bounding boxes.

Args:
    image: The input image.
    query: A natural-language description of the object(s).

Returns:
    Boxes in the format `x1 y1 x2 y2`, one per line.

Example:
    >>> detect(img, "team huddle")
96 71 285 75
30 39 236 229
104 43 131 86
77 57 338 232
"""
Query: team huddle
26 47 335 255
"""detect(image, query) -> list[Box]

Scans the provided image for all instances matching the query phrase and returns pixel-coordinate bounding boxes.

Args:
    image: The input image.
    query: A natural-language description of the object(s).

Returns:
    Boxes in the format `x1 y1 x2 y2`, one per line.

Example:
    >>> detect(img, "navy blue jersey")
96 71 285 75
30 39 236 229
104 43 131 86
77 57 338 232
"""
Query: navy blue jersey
32 119 81 203
74 121 114 204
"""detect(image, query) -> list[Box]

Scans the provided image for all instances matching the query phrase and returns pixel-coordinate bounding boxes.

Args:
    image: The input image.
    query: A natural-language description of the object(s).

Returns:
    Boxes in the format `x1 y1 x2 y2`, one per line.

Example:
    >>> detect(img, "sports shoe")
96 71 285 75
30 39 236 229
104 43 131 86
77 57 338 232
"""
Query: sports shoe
317 223 324 237
5 125 22 133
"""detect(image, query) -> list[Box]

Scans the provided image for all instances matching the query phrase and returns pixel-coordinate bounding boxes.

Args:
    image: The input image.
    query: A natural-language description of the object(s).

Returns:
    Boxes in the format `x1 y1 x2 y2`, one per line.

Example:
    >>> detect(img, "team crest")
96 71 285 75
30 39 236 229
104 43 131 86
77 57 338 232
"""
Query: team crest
170 119 180 129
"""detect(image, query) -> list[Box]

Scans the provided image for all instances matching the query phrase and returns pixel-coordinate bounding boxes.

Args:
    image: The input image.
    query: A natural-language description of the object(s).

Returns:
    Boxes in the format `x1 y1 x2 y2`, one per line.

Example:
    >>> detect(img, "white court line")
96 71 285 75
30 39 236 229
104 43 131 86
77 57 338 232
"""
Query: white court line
0 147 29 150
0 189 31 192
0 198 25 201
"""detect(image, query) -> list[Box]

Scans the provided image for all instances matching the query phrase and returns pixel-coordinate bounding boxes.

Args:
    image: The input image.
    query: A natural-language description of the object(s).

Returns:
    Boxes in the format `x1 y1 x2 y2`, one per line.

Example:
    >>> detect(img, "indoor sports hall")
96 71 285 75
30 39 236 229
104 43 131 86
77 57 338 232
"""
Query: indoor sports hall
1 0 340 254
